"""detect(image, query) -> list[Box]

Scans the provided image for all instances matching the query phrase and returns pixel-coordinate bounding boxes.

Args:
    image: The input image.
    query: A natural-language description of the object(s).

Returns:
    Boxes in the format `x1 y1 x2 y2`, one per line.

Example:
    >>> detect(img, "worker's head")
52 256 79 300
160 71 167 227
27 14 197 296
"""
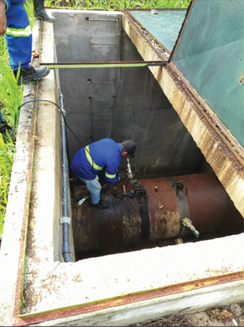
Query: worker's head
121 140 136 158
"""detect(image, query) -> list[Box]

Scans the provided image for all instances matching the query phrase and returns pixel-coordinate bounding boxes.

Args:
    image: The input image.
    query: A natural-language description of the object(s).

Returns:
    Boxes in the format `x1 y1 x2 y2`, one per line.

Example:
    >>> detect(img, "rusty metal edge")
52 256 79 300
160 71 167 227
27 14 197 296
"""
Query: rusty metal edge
13 271 244 326
168 0 195 62
167 63 244 166
123 8 244 164
12 88 38 325
166 0 244 162
12 20 42 326
123 11 169 60
124 9 172 54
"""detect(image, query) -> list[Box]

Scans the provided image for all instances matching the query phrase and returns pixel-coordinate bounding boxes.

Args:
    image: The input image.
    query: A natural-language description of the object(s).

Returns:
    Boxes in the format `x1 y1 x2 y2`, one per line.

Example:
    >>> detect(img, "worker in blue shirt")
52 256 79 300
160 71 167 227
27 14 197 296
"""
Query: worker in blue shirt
70 138 136 209
0 0 50 84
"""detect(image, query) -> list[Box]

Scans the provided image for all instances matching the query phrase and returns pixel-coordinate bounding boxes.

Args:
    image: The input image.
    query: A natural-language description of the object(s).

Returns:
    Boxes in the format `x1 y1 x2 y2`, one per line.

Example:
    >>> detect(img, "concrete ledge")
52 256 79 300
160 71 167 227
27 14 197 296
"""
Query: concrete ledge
0 20 41 326
27 279 244 326
16 234 244 325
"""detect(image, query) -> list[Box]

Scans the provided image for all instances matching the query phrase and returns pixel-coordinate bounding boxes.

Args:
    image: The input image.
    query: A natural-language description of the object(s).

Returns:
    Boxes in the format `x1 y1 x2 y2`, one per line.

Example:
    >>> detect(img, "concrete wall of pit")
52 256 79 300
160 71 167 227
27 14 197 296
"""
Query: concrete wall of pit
53 11 206 179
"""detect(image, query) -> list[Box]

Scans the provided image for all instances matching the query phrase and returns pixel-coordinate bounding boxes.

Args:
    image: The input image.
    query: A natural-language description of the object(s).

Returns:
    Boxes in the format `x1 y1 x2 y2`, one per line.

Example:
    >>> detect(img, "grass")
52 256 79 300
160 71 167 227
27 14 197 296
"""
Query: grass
45 0 191 10
0 0 189 237
0 1 33 236
0 133 15 236
0 63 22 235
0 58 24 234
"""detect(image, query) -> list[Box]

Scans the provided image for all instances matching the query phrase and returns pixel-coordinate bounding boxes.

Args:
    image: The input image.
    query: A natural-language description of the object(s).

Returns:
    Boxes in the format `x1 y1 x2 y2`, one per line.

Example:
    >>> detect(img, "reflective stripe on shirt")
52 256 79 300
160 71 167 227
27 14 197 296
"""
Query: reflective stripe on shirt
105 172 116 179
6 25 31 37
85 145 103 171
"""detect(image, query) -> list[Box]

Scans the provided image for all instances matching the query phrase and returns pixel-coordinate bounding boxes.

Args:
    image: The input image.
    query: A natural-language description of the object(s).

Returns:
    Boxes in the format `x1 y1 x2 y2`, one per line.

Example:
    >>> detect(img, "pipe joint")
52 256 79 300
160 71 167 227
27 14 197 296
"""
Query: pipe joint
62 241 71 254
60 216 71 224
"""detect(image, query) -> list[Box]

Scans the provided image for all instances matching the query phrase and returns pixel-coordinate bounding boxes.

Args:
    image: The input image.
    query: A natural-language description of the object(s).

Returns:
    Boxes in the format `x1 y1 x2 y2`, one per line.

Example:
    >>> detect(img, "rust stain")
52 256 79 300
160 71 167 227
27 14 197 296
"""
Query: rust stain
167 63 244 167
153 210 180 239
239 74 244 85
13 271 244 326
13 85 39 323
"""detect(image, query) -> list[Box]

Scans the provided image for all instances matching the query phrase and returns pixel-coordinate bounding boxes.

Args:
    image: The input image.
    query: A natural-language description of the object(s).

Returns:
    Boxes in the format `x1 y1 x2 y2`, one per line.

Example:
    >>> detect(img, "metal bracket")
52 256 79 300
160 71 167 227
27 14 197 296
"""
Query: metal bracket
129 179 150 239
171 180 186 196
60 217 71 224
130 179 146 193
167 177 190 238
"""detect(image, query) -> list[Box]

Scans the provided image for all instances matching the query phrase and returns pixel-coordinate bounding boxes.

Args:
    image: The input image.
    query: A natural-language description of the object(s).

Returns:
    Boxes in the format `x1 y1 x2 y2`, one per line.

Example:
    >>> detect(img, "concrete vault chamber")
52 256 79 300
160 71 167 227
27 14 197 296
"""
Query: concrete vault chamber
1 4 244 326
53 10 243 259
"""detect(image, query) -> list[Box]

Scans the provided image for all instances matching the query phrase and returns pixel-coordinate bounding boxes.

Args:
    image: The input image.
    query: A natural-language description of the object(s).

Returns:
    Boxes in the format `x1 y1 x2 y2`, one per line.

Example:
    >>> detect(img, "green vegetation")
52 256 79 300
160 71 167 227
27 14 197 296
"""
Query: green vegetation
0 133 15 236
0 0 189 237
45 0 191 10
0 56 24 235
0 45 21 235
0 2 34 235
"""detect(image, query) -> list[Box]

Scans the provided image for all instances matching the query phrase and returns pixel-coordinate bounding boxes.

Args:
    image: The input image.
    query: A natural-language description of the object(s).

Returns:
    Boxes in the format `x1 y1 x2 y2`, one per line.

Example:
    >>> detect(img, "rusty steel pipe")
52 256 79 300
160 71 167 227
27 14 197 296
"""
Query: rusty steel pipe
72 173 243 253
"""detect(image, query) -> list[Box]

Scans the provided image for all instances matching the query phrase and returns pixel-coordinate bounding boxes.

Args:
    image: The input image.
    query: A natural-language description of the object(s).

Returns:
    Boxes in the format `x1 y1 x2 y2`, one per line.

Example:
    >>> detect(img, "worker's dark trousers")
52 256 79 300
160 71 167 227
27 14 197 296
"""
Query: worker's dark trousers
5 2 32 71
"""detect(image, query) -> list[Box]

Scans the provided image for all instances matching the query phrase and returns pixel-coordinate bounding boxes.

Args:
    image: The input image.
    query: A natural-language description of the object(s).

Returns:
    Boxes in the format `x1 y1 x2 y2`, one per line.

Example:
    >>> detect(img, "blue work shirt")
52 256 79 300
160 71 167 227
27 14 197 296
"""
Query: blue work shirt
70 138 122 183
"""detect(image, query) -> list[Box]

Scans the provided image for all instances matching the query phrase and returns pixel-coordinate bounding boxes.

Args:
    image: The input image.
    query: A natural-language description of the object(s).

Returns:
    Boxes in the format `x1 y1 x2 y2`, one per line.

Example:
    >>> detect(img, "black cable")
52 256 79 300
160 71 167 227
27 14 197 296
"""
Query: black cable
15 98 117 182
17 99 83 145
16 99 97 174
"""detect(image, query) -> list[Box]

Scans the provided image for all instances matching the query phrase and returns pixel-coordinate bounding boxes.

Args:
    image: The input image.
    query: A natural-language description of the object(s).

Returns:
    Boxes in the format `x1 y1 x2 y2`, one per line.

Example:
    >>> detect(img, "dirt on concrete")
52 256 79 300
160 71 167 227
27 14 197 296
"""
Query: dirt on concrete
130 303 244 327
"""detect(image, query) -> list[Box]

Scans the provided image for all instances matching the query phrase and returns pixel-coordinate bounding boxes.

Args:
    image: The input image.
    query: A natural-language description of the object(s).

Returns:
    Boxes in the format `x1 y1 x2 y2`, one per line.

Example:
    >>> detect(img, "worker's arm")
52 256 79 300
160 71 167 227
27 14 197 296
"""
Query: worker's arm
0 0 7 35
104 164 120 184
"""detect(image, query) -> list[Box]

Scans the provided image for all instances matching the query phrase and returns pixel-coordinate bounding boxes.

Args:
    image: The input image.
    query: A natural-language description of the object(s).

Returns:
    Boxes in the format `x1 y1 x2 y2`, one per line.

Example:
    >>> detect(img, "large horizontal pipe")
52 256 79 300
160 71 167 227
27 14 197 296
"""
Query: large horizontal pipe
72 173 243 253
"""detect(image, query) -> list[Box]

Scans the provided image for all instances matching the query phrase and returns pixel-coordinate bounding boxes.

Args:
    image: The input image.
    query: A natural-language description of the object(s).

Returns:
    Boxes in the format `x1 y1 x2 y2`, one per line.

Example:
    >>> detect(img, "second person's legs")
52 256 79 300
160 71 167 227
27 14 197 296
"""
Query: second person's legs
5 3 50 84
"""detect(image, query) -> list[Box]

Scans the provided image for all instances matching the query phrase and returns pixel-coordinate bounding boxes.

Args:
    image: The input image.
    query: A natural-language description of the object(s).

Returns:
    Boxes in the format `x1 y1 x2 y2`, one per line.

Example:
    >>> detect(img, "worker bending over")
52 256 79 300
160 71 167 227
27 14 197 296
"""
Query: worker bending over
0 0 51 84
70 138 136 209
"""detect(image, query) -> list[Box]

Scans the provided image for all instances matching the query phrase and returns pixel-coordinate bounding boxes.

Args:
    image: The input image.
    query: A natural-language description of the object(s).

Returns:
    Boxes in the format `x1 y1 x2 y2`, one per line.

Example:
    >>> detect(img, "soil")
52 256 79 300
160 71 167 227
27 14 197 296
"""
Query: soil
130 303 244 326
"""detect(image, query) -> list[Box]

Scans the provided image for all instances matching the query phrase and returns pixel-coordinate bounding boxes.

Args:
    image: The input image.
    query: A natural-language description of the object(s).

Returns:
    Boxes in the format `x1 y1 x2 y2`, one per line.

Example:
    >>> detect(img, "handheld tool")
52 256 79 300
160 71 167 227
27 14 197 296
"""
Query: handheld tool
78 194 89 206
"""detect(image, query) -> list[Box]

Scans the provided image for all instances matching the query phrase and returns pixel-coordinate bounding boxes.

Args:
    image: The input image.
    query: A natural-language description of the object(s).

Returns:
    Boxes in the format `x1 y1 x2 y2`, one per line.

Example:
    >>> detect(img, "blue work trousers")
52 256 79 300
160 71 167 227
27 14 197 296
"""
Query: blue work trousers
78 175 101 204
5 2 32 71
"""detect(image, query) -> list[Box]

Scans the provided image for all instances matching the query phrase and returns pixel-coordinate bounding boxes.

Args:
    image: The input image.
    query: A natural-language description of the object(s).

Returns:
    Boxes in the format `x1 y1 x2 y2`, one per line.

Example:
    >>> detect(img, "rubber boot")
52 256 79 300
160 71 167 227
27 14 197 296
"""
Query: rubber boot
14 66 50 85
92 199 110 209
33 0 55 23
0 123 11 136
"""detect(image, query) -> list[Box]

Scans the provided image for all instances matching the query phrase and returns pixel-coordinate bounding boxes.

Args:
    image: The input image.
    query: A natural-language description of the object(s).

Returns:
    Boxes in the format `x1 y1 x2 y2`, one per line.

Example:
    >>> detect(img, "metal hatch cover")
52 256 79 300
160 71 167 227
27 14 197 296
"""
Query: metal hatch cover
170 0 244 150
127 9 187 53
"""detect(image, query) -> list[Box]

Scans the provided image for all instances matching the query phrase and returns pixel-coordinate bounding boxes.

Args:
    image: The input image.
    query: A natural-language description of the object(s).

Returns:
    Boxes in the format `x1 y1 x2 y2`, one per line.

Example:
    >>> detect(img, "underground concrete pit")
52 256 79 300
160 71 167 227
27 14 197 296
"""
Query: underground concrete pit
1 6 244 327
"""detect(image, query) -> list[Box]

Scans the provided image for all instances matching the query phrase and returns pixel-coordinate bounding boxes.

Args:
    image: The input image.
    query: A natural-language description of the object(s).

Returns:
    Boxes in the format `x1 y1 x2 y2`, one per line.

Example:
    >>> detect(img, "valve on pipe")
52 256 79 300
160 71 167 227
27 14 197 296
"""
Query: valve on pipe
71 173 243 253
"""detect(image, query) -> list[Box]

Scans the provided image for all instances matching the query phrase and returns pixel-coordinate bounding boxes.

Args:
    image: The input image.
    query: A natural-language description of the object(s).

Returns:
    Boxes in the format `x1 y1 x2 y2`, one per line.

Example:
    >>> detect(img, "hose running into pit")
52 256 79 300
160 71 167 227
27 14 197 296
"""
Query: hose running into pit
59 93 74 262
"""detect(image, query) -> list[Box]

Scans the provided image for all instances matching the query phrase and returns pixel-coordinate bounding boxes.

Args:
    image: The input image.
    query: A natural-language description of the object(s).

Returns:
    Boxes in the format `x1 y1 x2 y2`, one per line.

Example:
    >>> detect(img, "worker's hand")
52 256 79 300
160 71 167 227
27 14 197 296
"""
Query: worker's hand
0 0 6 36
